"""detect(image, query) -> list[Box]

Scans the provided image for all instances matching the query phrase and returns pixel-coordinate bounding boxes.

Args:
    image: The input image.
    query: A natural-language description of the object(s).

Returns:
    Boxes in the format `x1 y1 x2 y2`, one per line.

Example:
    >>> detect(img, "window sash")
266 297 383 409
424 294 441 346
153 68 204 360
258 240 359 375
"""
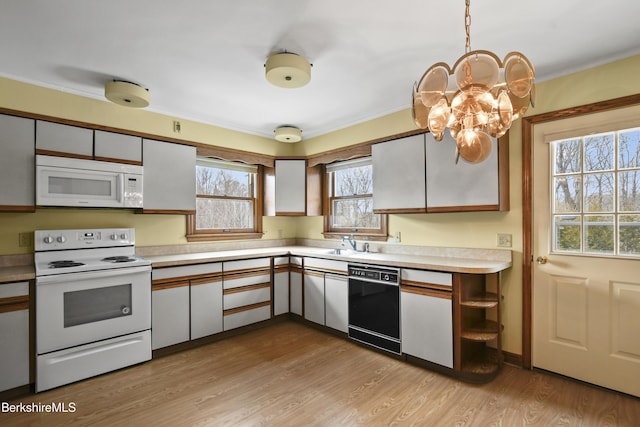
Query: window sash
188 158 263 241
324 157 387 239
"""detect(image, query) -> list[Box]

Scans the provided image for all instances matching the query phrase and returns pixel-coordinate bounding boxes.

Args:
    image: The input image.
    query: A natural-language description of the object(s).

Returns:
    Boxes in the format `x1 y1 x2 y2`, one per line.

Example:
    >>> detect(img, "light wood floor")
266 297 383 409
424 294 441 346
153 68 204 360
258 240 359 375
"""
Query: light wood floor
5 321 639 426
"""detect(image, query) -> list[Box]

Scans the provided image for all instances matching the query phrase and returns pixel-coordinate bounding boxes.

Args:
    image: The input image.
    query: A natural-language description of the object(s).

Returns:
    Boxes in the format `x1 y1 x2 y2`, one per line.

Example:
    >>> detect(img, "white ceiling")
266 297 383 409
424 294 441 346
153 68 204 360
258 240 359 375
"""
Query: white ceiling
2 0 639 140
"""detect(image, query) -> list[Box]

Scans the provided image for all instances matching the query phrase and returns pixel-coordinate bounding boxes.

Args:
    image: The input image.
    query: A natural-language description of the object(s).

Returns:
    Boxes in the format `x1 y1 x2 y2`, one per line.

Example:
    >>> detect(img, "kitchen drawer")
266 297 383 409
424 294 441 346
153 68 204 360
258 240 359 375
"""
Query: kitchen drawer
273 256 289 266
223 272 270 290
152 263 222 281
223 305 270 331
224 286 270 310
401 269 452 288
223 258 270 273
304 257 348 274
0 281 28 298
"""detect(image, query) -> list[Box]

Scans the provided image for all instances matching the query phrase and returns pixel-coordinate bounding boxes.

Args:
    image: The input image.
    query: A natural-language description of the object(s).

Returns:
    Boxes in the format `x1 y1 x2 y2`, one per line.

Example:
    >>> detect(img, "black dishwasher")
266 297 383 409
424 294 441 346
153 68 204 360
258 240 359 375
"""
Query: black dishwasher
348 264 401 354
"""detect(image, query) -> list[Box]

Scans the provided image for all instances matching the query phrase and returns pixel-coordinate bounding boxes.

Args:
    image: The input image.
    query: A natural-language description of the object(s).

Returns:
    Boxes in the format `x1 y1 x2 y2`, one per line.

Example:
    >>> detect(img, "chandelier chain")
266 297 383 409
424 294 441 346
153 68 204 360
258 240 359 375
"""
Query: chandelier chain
464 0 471 53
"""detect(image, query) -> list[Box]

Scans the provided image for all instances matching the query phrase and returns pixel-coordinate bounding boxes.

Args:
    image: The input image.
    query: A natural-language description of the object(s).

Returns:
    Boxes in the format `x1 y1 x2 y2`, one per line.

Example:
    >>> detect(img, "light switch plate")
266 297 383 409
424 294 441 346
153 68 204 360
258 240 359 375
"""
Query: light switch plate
497 233 512 248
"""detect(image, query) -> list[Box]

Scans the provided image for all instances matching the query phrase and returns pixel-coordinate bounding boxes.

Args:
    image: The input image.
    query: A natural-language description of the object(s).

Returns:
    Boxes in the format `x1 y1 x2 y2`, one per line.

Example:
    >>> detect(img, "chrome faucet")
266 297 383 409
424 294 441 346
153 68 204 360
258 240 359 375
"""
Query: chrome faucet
342 235 357 251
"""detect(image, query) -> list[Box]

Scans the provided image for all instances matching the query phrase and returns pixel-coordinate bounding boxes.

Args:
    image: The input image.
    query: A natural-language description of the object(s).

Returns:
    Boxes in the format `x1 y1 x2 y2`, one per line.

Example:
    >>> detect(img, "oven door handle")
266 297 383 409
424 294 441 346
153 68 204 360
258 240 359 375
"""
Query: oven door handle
36 265 151 285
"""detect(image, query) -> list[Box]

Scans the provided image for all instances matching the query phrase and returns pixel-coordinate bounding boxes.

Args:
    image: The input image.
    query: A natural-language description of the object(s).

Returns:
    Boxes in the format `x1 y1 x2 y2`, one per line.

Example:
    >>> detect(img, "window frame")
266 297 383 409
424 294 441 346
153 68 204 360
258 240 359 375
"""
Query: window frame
187 158 264 242
323 157 388 241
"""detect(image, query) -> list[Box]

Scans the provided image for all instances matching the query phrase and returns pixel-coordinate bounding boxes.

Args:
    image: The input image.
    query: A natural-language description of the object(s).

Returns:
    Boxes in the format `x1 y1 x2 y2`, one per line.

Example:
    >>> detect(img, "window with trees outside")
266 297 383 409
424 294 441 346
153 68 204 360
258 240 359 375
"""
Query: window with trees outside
324 157 387 240
187 157 262 241
551 127 640 256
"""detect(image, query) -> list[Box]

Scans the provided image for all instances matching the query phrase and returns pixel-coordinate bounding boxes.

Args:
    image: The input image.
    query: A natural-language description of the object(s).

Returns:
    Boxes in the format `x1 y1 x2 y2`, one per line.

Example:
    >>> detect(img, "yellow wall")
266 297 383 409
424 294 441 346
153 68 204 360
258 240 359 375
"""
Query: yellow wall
1 55 639 356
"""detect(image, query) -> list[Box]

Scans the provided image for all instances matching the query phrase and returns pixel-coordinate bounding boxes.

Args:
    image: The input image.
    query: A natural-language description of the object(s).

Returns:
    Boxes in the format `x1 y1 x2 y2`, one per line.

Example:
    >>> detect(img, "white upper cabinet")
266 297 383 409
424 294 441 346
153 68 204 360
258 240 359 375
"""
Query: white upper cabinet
142 139 196 213
275 159 306 215
372 133 427 213
36 120 93 158
94 130 142 164
0 114 35 211
372 132 509 213
425 132 508 212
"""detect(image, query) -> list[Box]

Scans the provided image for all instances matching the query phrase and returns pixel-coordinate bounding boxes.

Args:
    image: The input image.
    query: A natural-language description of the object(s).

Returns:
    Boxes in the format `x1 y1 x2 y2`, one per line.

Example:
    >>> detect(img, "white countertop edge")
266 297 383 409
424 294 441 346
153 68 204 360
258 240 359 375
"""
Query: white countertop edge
144 246 512 274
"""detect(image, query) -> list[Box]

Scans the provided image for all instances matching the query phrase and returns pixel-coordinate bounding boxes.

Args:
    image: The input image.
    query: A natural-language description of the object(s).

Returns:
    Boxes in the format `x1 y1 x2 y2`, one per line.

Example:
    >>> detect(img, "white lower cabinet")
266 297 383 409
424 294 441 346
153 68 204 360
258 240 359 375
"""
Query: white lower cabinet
401 289 453 368
190 277 223 340
0 281 29 392
152 263 222 350
303 271 325 325
273 257 290 316
290 258 303 316
151 282 190 350
324 273 348 333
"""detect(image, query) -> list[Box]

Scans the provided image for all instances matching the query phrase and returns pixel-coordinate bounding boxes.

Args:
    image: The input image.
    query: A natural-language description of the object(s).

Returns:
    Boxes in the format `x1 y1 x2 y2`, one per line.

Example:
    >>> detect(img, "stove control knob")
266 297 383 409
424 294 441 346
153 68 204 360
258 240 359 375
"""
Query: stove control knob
43 236 54 244
110 234 119 240
56 236 66 243
120 233 128 240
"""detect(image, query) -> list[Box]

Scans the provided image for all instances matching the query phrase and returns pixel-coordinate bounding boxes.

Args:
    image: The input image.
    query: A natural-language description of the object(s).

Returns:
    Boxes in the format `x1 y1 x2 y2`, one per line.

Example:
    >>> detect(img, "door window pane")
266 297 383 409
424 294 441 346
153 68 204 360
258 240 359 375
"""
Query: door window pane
554 176 581 213
585 215 614 254
619 214 640 256
583 173 614 212
554 215 581 252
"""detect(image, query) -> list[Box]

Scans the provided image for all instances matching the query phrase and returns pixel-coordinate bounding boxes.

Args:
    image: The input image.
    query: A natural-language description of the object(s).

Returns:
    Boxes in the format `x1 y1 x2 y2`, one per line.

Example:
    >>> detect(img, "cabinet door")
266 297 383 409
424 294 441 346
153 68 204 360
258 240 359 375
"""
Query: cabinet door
190 277 223 339
425 132 503 211
324 273 348 333
290 268 303 316
0 281 29 392
401 290 453 368
273 257 290 316
151 283 190 349
95 130 142 164
372 133 427 213
275 159 306 215
143 139 196 213
36 120 93 158
303 271 325 325
0 114 35 210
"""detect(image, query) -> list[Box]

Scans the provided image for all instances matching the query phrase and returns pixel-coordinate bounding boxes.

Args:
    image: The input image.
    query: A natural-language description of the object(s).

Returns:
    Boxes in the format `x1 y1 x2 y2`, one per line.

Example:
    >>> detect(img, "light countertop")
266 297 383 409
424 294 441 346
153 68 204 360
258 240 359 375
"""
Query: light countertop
0 245 512 284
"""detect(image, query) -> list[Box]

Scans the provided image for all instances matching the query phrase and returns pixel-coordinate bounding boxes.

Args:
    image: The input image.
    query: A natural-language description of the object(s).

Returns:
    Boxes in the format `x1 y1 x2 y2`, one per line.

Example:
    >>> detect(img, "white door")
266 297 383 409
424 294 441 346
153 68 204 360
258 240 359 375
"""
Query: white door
532 104 640 397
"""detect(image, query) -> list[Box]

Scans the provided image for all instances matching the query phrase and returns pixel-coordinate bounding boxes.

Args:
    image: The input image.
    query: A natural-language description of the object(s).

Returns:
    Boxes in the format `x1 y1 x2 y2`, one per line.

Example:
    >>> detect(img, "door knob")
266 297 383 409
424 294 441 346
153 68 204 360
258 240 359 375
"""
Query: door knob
536 256 548 264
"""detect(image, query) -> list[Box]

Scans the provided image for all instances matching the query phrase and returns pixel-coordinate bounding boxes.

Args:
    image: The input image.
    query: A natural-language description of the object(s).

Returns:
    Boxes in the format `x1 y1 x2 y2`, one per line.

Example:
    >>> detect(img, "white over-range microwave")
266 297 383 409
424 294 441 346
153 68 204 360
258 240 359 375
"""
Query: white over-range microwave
36 155 144 208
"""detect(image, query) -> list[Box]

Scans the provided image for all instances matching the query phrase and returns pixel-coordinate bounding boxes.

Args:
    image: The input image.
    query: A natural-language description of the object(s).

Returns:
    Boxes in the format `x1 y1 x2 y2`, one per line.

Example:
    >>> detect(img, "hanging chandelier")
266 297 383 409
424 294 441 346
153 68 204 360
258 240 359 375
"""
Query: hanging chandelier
412 0 535 163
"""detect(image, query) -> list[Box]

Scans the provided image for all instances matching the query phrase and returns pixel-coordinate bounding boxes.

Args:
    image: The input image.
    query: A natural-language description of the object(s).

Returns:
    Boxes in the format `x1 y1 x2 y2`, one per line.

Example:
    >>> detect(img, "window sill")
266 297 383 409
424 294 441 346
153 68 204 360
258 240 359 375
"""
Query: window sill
186 232 264 242
322 232 388 242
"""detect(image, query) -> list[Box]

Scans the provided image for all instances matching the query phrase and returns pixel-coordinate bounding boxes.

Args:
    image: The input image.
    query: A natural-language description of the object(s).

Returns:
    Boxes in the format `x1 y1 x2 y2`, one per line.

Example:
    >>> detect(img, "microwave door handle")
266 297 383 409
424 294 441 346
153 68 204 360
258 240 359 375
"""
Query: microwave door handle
117 173 124 204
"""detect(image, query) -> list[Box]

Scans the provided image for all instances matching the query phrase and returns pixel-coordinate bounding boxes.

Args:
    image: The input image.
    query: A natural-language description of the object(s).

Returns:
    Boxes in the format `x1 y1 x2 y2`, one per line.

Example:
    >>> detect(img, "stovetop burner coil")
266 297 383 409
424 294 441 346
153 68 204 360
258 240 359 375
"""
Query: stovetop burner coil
48 260 85 269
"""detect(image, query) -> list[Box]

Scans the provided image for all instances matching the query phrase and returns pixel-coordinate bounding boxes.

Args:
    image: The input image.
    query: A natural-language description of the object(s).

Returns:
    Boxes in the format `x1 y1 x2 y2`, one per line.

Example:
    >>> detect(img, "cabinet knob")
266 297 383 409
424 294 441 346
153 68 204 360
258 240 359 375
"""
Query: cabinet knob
536 256 548 265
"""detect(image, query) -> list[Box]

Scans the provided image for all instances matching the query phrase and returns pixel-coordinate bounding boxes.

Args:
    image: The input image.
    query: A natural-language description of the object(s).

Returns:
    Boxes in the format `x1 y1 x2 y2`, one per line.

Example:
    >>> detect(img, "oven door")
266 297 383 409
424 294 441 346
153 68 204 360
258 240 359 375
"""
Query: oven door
36 265 151 354
348 277 401 354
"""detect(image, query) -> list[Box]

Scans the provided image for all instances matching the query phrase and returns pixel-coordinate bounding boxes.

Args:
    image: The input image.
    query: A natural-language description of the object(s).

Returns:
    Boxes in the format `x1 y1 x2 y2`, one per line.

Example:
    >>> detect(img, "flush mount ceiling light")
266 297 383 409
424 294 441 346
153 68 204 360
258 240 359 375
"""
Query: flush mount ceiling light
274 126 302 143
412 0 535 163
265 52 311 88
104 80 150 108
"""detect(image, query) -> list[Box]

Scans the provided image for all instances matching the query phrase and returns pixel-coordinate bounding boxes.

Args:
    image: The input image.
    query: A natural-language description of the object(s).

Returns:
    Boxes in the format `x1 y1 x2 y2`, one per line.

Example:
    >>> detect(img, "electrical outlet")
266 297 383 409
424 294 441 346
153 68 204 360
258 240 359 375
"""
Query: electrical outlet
18 232 32 247
497 233 512 248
